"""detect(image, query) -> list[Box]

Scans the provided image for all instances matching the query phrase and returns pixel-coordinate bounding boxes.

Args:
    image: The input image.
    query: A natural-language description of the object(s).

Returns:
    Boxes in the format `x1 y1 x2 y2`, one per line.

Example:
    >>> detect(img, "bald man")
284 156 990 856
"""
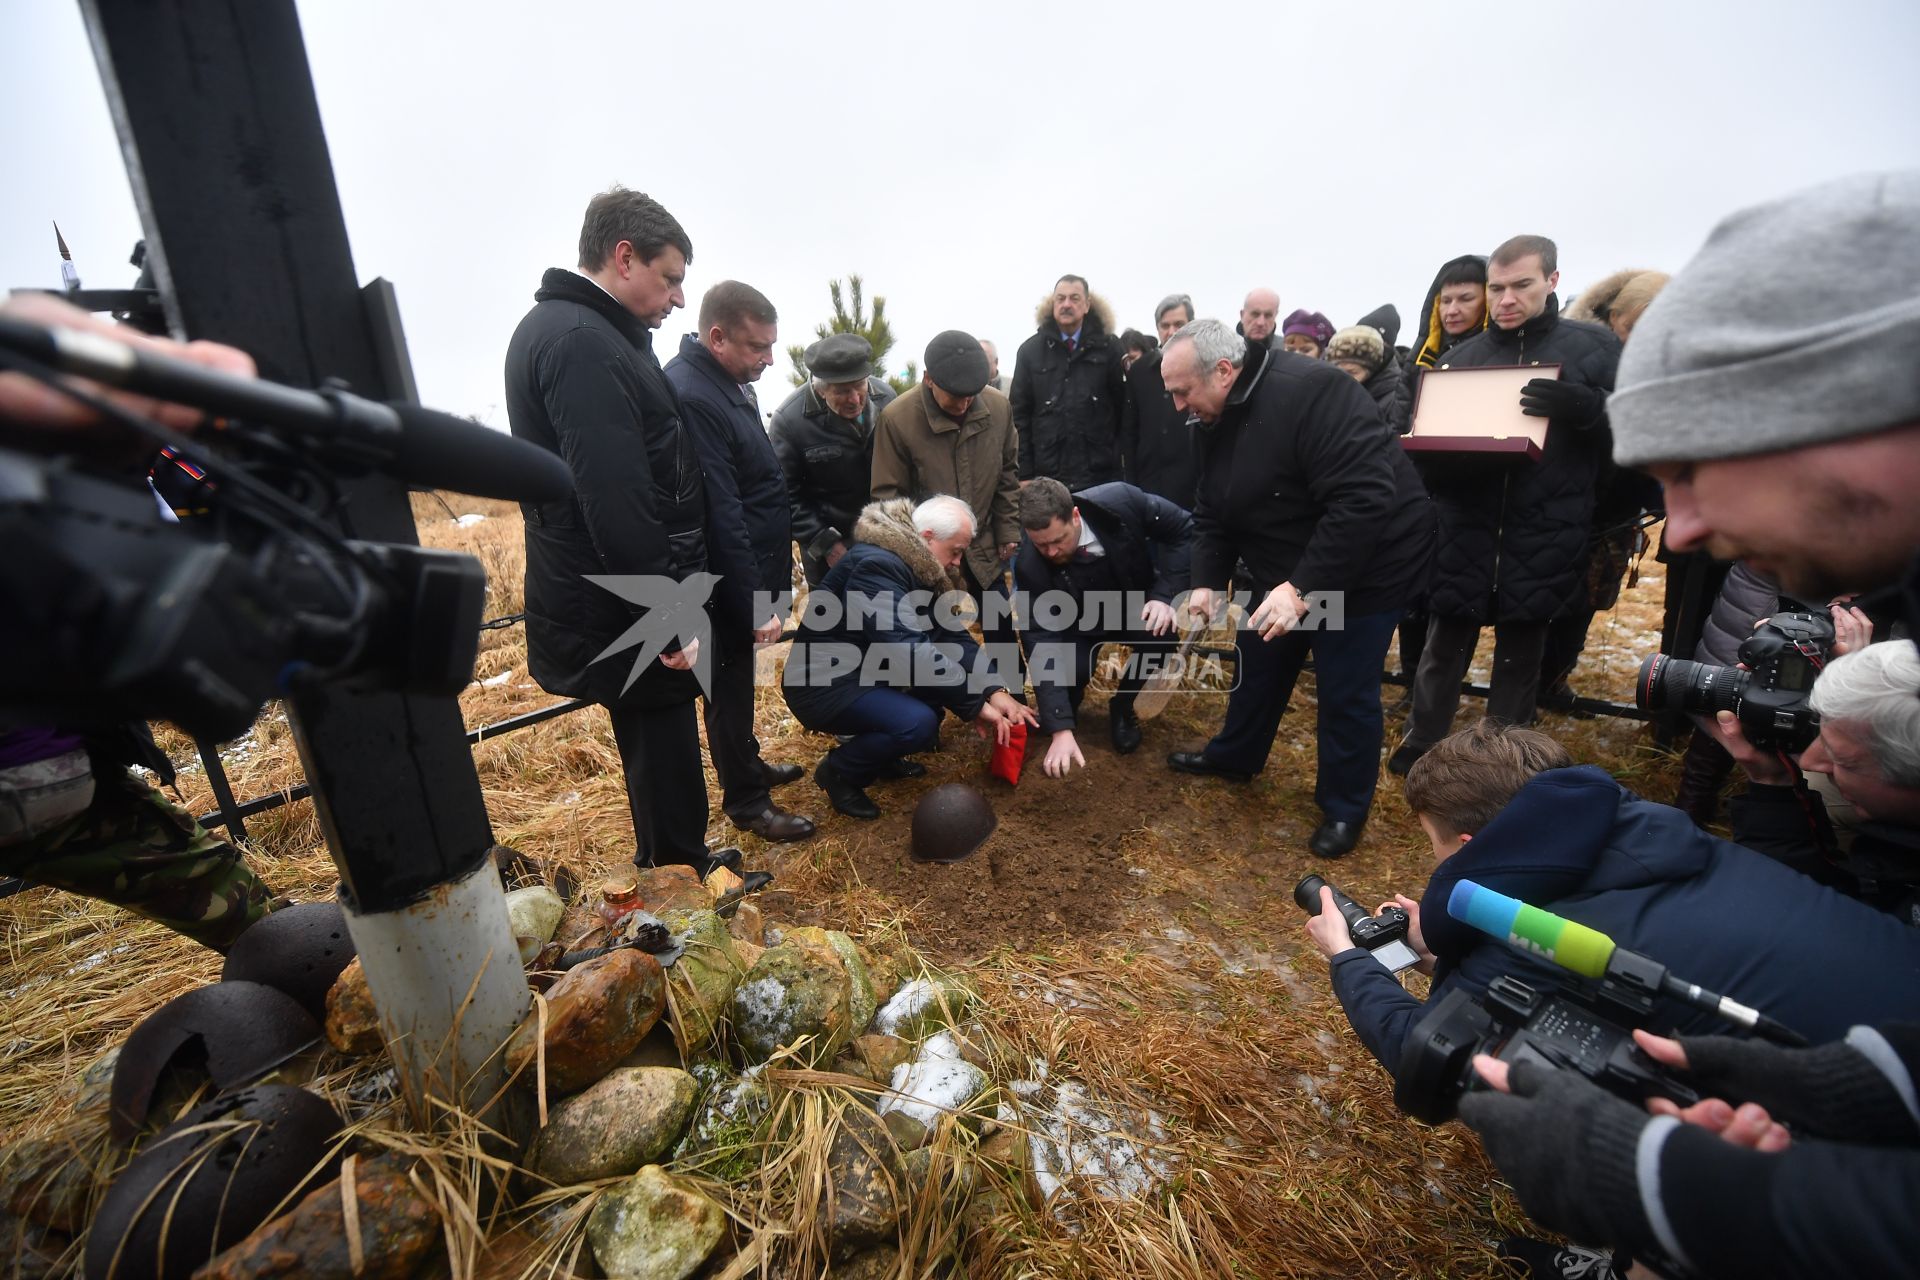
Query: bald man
1240 288 1281 348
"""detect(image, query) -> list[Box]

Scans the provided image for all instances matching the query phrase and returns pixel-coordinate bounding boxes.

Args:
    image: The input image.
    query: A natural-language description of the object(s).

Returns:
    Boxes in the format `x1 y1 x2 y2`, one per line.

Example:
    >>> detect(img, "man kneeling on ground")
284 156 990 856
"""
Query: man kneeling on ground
1304 720 1920 1075
783 495 1036 819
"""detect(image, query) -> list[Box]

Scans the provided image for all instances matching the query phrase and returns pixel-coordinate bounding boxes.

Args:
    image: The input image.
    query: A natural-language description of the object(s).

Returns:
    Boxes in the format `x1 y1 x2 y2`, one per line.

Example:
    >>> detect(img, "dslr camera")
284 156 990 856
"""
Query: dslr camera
1294 875 1421 973
1636 609 1833 751
1395 972 1699 1125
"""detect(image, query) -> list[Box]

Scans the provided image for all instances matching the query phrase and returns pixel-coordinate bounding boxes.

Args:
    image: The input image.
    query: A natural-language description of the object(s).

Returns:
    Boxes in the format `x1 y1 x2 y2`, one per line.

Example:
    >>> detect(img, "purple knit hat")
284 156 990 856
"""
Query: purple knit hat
1281 309 1335 347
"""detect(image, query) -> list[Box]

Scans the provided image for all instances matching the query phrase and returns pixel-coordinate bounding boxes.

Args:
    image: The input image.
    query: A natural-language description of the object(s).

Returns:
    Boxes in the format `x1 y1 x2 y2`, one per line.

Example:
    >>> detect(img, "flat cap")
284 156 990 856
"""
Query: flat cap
805 333 874 384
923 329 991 396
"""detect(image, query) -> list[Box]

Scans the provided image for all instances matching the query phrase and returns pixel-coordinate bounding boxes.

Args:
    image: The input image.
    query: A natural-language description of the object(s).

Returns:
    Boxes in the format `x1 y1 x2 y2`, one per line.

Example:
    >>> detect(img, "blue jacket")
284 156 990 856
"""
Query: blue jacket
782 501 1008 727
1332 766 1920 1072
663 335 792 643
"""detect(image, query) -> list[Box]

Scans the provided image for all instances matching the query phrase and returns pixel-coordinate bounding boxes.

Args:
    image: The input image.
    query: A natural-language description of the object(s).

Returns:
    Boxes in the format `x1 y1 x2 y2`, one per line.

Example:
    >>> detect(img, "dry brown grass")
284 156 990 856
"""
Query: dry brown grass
0 496 1687 1278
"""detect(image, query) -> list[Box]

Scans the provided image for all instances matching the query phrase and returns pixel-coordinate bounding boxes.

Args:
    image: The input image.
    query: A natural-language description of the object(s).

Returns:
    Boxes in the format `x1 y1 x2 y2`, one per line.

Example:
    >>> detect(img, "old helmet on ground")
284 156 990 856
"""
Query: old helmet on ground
910 783 997 863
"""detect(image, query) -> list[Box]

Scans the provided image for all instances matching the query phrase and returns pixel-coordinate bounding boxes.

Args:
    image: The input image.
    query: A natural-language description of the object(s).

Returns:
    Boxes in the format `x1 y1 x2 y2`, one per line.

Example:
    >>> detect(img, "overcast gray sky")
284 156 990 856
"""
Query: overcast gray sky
5 1 1918 427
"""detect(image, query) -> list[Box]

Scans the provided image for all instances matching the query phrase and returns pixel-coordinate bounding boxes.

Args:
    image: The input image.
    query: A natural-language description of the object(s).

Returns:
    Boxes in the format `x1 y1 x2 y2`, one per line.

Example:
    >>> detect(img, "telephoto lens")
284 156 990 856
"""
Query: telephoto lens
1635 652 1747 716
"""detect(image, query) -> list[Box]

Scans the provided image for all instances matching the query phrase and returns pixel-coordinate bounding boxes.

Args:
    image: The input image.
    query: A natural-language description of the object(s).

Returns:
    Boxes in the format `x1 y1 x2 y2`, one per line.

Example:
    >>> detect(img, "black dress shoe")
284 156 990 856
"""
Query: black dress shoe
1166 750 1253 783
1109 704 1142 756
1386 741 1429 777
874 757 928 780
814 758 880 820
764 762 805 788
733 805 816 842
644 846 743 879
1309 819 1363 859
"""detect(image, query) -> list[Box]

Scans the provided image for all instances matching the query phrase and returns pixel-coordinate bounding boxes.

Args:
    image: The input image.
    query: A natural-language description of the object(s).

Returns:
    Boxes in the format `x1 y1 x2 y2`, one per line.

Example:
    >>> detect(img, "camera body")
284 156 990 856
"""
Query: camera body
1295 875 1421 972
1636 609 1833 751
0 447 484 742
1395 973 1699 1124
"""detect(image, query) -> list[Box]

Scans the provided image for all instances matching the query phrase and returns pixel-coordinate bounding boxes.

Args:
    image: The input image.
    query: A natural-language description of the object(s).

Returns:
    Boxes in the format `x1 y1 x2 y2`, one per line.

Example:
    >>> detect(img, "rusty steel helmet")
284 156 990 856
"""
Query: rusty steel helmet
109 982 321 1144
86 1084 342 1280
910 783 997 863
220 901 357 1021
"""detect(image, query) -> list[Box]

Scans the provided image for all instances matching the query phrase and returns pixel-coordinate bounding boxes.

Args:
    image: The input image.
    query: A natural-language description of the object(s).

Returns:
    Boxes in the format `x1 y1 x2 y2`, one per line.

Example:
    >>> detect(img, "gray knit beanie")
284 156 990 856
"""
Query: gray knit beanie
1610 170 1920 467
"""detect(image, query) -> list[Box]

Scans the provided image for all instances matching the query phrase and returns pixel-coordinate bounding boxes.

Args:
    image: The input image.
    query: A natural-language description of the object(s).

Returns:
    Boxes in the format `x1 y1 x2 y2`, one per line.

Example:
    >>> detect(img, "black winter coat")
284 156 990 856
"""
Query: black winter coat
505 269 708 709
1420 295 1621 623
663 336 791 642
1118 348 1198 507
767 378 898 562
1012 311 1127 489
1013 482 1194 733
1191 347 1433 616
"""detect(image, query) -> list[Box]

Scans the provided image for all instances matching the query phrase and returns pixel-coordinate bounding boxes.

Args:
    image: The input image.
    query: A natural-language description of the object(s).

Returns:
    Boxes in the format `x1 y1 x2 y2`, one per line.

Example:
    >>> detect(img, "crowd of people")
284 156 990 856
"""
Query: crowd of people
3 165 1917 1279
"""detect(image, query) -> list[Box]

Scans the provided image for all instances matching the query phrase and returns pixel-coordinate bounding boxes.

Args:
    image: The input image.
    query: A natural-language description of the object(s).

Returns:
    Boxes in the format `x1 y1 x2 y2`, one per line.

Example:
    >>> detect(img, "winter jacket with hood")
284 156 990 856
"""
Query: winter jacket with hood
1329 766 1920 1074
505 268 709 710
1013 482 1194 733
782 499 1003 727
1118 346 1198 508
663 334 792 644
1411 254 1490 370
870 384 1020 588
1191 344 1433 615
768 377 899 564
1420 294 1622 623
1011 293 1128 490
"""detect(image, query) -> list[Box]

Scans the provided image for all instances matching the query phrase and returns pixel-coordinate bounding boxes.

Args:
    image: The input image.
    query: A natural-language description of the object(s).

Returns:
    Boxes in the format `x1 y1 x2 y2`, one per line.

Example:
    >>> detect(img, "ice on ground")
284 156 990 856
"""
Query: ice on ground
872 977 935 1035
877 1032 988 1129
1013 1076 1177 1207
455 513 487 527
480 669 514 687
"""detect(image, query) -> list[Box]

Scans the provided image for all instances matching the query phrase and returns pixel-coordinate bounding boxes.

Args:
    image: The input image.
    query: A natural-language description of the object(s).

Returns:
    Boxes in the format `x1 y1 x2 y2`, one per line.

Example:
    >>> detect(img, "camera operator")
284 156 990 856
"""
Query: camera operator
1302 720 1920 1073
1718 640 1920 922
1 293 282 951
1607 171 1920 643
1461 1020 1920 1277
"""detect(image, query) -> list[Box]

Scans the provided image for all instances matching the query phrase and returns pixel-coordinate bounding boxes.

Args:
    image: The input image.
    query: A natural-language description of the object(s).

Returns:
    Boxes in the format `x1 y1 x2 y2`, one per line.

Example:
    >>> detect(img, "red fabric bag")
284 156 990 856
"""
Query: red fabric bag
988 722 1028 786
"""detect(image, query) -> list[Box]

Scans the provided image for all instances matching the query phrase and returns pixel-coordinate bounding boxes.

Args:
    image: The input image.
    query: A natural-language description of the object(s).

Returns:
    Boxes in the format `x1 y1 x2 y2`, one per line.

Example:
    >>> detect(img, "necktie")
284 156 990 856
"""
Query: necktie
1065 336 1077 353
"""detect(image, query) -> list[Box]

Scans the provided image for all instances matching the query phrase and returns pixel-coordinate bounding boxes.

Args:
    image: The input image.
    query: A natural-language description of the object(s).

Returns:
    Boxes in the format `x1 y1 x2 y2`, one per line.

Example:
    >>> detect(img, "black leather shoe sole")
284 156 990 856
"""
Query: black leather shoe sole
764 762 805 788
1167 751 1253 783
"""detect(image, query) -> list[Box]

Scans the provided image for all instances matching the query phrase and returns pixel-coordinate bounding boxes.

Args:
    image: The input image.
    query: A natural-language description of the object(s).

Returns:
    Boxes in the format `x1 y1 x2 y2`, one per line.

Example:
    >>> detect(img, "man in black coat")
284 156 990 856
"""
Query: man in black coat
1013 478 1193 777
663 281 814 844
1012 275 1128 490
1392 235 1621 776
1119 293 1199 509
1161 319 1434 859
504 186 737 878
768 333 897 587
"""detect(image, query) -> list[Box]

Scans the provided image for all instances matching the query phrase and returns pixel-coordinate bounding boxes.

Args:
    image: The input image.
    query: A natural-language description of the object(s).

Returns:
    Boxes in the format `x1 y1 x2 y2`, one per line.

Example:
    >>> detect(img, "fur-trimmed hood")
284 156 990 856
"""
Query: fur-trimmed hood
852 498 964 591
1566 268 1670 329
1031 291 1117 339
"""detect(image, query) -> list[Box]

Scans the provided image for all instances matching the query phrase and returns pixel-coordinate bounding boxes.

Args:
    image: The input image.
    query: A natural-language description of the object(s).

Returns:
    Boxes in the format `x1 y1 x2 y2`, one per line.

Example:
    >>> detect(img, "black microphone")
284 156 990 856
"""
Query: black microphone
0 313 572 503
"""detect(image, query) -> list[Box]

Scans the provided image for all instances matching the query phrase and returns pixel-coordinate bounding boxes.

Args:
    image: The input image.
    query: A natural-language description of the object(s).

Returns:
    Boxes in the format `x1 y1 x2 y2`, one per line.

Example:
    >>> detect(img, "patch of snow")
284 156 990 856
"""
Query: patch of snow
455 513 487 527
1013 1078 1177 1208
871 977 936 1035
480 669 514 687
1161 925 1195 944
877 1033 988 1129
731 976 793 1043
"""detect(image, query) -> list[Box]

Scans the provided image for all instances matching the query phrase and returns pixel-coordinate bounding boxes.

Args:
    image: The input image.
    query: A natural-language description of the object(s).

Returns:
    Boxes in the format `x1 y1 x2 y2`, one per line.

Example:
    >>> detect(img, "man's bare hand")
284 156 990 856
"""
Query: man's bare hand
1304 885 1357 958
1379 892 1435 974
1140 599 1177 637
1828 601 1873 657
753 614 784 646
1249 582 1305 641
661 637 701 670
1043 729 1085 778
0 292 257 435
999 542 1019 562
825 541 848 568
1179 587 1219 629
975 689 1039 746
1705 709 1797 786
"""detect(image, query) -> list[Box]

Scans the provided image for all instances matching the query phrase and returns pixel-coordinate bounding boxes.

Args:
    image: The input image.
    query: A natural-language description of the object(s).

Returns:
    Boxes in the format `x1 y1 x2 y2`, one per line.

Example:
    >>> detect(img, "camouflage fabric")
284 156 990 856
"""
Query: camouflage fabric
0 766 278 952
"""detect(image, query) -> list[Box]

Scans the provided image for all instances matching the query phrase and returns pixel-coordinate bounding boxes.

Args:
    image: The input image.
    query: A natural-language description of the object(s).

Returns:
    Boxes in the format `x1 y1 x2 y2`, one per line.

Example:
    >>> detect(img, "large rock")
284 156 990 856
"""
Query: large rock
527 1068 697 1186
585 1165 726 1280
823 1107 905 1253
633 866 711 915
0 1134 96 1232
794 928 877 1038
833 1245 901 1280
323 959 384 1057
851 1035 912 1084
725 902 764 947
871 976 972 1042
506 949 667 1095
731 930 870 1068
191 1153 440 1280
877 1034 992 1141
657 909 745 1061
673 1065 769 1183
504 886 566 964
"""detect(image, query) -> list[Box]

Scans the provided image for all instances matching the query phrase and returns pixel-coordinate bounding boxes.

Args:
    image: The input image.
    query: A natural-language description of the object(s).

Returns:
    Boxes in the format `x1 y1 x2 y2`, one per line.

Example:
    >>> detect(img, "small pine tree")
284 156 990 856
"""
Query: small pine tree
786 275 917 395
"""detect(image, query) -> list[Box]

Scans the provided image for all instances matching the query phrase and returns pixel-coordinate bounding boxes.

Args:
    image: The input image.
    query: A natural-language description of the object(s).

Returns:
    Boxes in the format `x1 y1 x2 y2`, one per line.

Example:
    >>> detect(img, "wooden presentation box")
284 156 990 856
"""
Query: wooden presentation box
1401 363 1560 461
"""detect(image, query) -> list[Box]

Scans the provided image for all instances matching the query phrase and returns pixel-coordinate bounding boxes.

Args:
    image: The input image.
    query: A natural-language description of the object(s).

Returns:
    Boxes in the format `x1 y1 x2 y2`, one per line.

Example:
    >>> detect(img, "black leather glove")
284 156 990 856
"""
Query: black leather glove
1678 1026 1920 1144
1519 376 1604 423
1457 1061 1659 1254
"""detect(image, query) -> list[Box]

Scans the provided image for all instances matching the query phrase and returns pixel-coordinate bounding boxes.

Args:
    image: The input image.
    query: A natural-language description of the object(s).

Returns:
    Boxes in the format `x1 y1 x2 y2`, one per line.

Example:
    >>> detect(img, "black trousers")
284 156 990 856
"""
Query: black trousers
606 698 709 868
1404 615 1550 749
701 642 775 823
